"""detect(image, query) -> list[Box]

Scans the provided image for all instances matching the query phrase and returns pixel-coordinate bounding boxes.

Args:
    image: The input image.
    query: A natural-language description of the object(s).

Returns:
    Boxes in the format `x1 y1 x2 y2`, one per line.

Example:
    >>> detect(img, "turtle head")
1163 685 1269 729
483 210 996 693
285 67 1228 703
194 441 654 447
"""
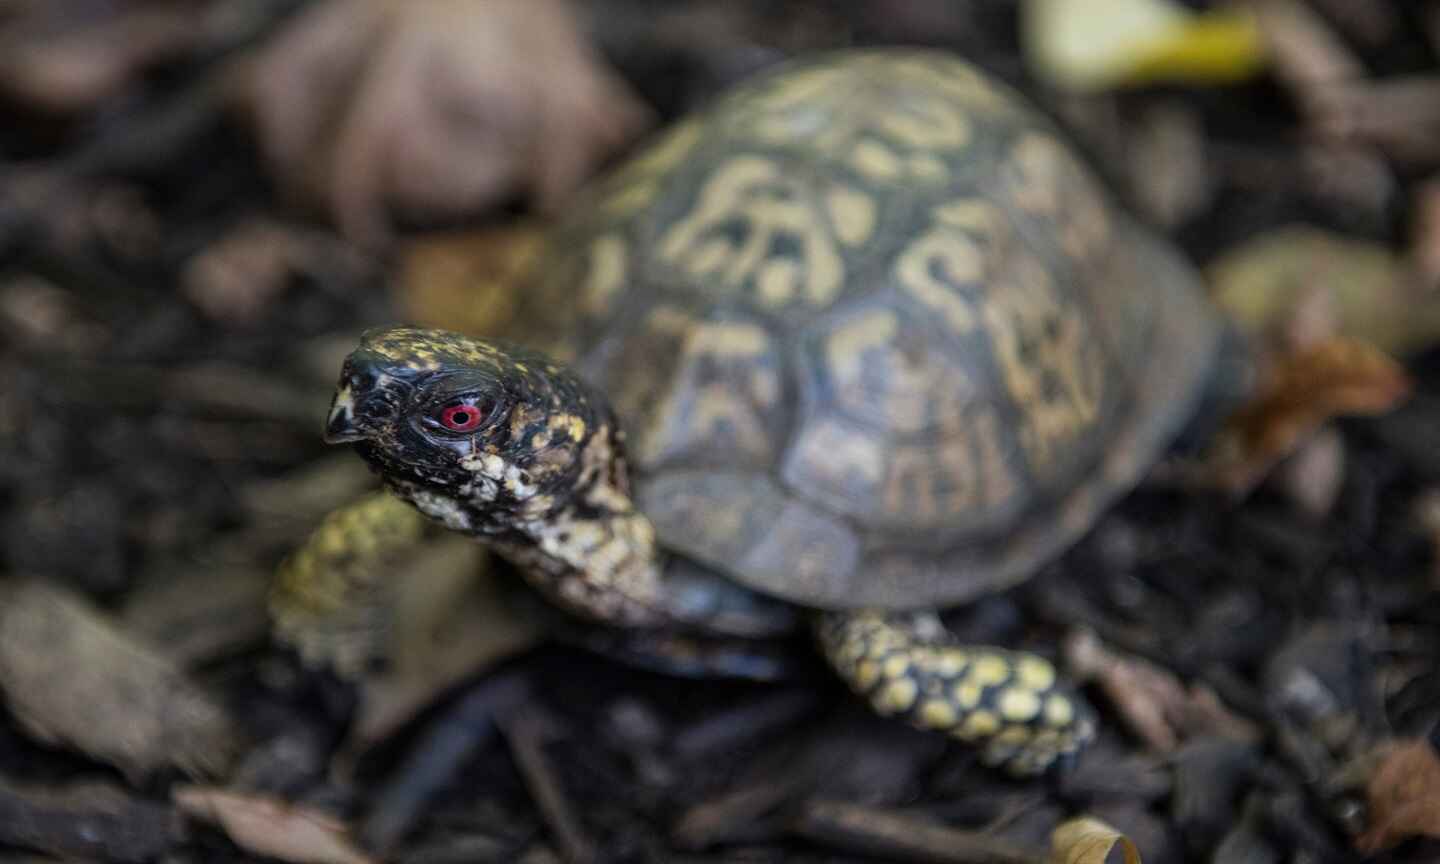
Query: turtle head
324 326 614 526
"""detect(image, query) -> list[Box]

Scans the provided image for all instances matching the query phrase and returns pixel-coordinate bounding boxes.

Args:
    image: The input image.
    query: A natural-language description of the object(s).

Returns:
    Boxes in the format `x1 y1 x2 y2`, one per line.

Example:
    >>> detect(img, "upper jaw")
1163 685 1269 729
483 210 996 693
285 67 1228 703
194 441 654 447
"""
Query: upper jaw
323 383 367 444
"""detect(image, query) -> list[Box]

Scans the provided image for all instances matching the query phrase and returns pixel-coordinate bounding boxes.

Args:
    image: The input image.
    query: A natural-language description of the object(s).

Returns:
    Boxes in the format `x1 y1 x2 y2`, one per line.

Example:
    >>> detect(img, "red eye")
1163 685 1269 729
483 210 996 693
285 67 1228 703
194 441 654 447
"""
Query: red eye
438 402 485 432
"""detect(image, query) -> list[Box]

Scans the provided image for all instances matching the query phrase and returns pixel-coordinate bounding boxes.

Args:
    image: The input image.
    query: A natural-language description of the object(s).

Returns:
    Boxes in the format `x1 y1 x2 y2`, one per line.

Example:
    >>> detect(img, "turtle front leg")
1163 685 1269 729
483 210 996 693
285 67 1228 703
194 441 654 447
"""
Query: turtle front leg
270 492 429 677
816 611 1095 775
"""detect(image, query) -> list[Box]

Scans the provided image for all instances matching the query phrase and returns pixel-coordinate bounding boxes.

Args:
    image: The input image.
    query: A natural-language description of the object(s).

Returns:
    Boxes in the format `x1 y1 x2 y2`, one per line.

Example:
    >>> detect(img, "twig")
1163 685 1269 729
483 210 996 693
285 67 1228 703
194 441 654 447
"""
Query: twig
793 800 1044 864
360 672 529 854
501 706 596 864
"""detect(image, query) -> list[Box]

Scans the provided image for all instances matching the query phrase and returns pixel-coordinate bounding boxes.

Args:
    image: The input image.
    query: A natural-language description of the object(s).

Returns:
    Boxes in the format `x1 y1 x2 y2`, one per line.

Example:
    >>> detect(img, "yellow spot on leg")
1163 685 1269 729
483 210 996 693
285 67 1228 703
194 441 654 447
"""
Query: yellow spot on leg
876 678 918 714
969 654 1012 687
1016 656 1056 691
958 709 1000 740
998 688 1041 723
1043 694 1075 728
883 655 911 679
855 660 881 690
920 700 958 729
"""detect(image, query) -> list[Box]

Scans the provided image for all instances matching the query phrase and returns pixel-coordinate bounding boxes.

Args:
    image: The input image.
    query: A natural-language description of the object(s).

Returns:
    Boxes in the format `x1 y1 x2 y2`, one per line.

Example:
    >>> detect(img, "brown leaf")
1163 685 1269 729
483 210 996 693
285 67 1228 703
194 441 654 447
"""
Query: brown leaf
1202 337 1411 496
237 0 652 247
1049 816 1142 864
1356 739 1440 853
181 219 371 326
397 222 546 338
1065 630 1260 753
349 538 542 751
1308 77 1440 165
0 580 238 781
0 1 201 114
174 786 375 864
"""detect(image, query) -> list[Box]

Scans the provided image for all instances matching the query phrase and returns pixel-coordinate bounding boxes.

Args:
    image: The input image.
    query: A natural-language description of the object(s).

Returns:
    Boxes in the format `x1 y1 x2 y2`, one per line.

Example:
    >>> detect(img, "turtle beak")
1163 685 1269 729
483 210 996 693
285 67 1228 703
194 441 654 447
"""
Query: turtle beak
323 382 367 444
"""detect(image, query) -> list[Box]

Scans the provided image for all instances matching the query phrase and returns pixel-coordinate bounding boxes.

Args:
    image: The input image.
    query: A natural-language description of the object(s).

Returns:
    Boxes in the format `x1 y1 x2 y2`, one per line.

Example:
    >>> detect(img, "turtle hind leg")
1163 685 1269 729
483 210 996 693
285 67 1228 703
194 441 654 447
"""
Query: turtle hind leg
815 610 1095 776
270 491 429 677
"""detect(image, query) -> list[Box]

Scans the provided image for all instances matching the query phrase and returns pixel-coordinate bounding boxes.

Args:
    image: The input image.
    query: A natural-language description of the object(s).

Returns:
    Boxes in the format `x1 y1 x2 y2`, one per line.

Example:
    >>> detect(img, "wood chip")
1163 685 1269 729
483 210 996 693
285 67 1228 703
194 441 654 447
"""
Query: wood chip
175 786 375 864
0 580 238 781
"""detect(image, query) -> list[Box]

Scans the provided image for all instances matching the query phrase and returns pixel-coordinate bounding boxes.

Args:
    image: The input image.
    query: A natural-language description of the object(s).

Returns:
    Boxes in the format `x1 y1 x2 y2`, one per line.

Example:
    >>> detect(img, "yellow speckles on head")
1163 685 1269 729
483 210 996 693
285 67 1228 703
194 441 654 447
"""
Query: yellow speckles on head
958 709 1000 740
1043 694 1075 729
951 680 982 709
882 654 911 680
855 660 881 690
548 413 587 442
998 688 1041 723
919 699 958 730
513 363 528 373
1015 656 1056 691
969 654 1012 687
876 678 918 714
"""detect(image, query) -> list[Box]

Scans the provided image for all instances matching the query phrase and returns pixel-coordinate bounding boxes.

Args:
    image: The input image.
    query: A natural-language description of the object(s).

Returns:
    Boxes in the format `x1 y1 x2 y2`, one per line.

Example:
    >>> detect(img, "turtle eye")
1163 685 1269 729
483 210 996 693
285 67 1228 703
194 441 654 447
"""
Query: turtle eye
437 400 487 432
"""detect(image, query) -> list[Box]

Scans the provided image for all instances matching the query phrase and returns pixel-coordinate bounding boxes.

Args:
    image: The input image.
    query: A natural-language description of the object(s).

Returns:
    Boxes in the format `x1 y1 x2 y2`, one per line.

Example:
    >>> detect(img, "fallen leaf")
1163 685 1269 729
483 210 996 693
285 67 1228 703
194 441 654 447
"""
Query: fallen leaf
1050 816 1142 864
182 218 372 326
0 580 238 781
174 786 375 864
1355 739 1440 853
237 0 652 246
349 537 542 750
1023 0 1266 92
0 1 201 114
1203 337 1411 495
1307 77 1440 165
397 222 546 338
1209 225 1440 357
1065 629 1260 753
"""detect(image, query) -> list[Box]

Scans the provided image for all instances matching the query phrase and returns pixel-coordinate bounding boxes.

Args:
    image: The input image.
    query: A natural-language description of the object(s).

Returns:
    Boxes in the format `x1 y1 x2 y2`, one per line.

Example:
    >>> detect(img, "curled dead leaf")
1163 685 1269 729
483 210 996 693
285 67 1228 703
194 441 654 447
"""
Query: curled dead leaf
1355 739 1440 853
1200 337 1411 496
237 0 652 246
174 786 375 864
1050 816 1142 864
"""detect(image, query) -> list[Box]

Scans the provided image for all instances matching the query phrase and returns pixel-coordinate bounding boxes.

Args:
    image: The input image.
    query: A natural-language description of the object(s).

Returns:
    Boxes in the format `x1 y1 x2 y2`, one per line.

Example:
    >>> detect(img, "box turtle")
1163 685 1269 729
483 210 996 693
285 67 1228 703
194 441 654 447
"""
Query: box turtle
275 48 1222 775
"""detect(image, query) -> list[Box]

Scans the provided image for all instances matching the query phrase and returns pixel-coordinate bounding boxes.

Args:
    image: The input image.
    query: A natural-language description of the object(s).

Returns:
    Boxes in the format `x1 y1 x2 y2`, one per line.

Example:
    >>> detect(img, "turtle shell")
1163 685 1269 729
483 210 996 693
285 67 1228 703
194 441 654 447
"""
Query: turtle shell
504 49 1221 610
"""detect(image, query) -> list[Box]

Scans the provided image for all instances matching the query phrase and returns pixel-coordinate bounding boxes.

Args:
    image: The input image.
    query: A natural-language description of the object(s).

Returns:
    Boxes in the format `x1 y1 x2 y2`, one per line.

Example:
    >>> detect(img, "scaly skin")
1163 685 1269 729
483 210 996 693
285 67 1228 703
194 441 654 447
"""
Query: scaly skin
276 326 1095 775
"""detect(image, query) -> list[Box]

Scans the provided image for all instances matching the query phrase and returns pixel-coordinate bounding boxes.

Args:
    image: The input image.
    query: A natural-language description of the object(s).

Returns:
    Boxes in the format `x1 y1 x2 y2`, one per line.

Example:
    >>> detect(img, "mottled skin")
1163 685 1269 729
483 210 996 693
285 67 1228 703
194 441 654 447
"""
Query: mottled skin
274 49 1225 775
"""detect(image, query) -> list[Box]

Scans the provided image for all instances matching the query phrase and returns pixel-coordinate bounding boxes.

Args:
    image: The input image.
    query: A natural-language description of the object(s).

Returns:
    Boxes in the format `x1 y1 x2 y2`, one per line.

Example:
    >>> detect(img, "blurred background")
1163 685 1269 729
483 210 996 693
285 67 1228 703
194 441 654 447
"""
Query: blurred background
3 1 1440 862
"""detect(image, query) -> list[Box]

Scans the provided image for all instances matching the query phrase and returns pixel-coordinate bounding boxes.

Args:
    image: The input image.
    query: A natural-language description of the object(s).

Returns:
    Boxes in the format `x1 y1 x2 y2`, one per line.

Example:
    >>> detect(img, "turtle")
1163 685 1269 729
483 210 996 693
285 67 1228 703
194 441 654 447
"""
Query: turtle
272 47 1224 775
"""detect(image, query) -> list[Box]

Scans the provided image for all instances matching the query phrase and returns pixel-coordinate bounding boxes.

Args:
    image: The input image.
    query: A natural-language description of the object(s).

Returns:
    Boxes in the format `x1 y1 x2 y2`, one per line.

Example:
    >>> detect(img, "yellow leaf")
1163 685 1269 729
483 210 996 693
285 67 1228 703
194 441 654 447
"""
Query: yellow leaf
1050 816 1143 864
1024 0 1266 92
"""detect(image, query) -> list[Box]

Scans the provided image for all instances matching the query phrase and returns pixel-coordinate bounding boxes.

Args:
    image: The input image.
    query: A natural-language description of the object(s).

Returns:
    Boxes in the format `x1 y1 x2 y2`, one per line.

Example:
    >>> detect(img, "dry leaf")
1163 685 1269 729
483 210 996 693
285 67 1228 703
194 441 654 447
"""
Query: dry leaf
1050 816 1142 864
0 1 201 114
1065 630 1259 753
174 786 375 864
0 580 238 781
182 219 371 326
398 222 546 338
1308 77 1440 165
1355 739 1440 853
1203 337 1410 495
237 0 652 246
349 537 542 750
